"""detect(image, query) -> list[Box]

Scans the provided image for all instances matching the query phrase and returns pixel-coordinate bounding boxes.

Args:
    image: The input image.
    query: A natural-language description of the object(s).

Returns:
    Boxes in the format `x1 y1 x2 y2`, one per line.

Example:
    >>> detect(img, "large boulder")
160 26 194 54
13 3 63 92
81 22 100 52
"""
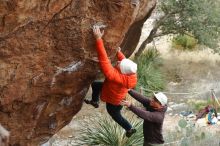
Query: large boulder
0 0 156 145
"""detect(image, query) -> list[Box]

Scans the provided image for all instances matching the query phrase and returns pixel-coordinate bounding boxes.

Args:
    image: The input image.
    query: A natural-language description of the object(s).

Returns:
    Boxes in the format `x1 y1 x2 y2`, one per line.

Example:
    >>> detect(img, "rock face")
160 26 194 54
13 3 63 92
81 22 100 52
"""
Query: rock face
0 0 156 145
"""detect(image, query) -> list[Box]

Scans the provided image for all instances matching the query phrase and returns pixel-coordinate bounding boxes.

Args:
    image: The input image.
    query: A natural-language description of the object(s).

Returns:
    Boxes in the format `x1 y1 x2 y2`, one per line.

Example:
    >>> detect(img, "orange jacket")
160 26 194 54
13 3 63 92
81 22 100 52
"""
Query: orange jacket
96 39 137 105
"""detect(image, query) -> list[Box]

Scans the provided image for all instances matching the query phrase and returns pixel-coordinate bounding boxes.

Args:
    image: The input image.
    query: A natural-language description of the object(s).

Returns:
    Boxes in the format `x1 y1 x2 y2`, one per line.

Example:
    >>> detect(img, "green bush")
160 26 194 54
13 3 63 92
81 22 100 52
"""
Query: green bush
172 35 198 51
135 48 165 96
76 114 144 146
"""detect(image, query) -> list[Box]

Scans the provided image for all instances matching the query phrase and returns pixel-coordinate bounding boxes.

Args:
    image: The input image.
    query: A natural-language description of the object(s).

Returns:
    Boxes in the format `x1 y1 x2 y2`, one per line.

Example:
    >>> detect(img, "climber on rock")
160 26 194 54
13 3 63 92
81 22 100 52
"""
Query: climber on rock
84 26 137 137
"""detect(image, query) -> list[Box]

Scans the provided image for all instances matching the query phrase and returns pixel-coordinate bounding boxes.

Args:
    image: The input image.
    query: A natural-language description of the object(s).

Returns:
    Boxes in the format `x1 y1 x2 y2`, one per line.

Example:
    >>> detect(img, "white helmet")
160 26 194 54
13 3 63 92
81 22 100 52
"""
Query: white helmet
119 59 137 74
153 92 168 106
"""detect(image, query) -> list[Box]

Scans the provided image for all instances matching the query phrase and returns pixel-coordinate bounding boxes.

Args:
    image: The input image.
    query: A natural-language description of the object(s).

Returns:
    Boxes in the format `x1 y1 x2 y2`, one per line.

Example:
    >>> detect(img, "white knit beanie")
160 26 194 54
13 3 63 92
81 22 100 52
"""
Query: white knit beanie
153 92 168 106
119 59 137 74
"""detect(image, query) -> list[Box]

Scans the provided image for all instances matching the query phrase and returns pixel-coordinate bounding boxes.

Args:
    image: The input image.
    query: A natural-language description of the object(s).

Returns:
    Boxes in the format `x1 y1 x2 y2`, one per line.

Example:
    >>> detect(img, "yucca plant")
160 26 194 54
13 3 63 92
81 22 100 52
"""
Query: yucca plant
76 114 143 146
135 48 165 96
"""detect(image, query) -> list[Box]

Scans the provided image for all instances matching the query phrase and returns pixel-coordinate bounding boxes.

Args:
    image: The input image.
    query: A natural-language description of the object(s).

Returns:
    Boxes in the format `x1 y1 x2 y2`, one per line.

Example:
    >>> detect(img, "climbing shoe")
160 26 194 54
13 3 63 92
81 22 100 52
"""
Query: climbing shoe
84 99 99 108
126 128 136 138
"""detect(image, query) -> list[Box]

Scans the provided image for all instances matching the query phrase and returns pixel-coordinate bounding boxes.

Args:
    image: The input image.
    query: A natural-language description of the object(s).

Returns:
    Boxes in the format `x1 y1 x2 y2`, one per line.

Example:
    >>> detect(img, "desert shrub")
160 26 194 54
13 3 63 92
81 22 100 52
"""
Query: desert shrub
187 99 215 112
172 35 198 51
76 114 144 146
135 48 165 95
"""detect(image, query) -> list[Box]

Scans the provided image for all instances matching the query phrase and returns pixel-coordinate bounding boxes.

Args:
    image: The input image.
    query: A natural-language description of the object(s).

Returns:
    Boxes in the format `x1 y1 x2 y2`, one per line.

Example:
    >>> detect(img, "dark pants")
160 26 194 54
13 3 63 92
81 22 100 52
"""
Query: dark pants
144 143 152 146
91 81 103 102
106 103 132 131
143 142 162 146
143 143 153 146
91 81 132 131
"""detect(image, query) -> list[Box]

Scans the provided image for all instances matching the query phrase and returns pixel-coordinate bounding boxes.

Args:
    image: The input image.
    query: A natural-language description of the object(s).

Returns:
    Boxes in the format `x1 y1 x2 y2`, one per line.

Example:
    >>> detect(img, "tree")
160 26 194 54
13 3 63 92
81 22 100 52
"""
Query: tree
135 0 220 58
